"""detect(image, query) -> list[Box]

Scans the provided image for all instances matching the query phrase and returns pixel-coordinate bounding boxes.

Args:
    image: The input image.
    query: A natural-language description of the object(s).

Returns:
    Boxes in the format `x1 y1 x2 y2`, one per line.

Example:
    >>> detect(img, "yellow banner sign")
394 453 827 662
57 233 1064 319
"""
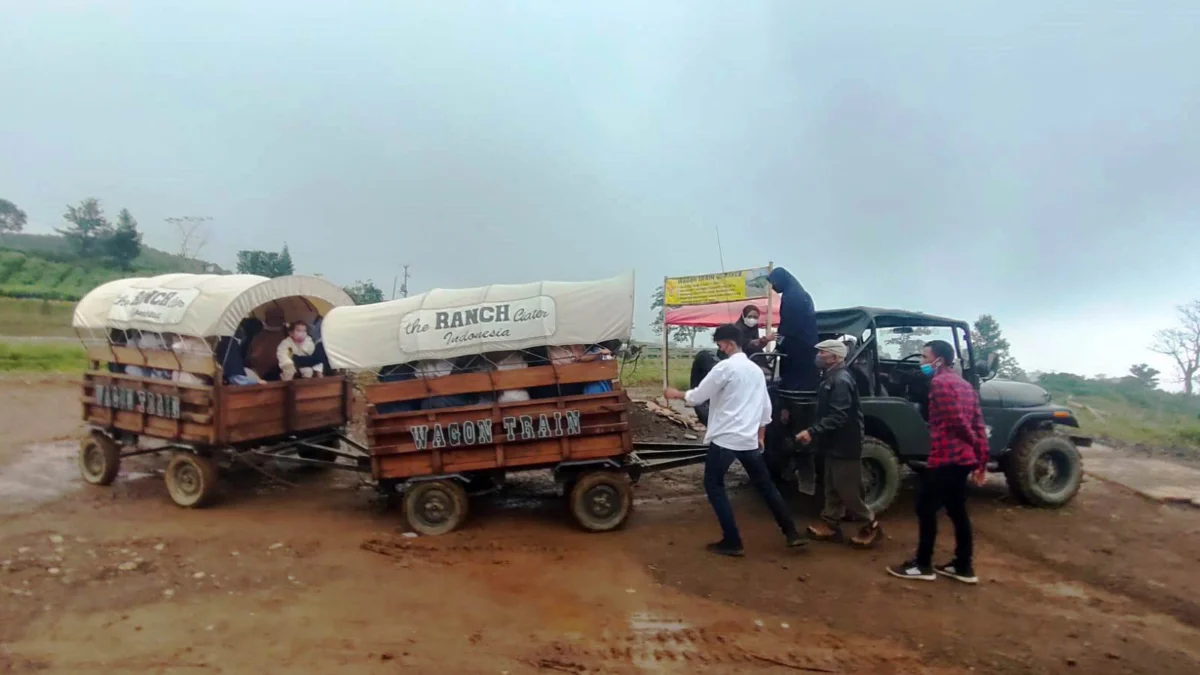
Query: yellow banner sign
664 266 770 306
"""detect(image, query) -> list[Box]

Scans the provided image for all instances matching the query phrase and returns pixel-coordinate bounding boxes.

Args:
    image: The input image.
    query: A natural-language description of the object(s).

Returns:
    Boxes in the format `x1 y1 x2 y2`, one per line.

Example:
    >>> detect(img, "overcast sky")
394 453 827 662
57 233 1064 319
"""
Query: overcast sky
3 1 1198 382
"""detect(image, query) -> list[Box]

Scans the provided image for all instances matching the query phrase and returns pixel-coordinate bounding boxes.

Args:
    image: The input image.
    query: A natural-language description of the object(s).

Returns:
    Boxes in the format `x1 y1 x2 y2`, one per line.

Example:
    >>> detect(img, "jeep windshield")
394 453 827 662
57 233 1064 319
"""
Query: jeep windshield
876 325 961 362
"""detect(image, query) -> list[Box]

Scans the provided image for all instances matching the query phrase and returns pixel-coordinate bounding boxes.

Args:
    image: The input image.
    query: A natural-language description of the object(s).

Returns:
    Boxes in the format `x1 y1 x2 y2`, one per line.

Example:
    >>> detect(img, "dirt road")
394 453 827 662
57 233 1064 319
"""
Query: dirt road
2 378 1200 674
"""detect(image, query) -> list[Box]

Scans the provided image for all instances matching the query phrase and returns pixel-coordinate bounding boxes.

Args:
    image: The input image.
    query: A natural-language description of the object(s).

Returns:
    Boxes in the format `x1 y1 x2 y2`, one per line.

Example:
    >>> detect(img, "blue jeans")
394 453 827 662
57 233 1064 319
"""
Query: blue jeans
704 443 799 548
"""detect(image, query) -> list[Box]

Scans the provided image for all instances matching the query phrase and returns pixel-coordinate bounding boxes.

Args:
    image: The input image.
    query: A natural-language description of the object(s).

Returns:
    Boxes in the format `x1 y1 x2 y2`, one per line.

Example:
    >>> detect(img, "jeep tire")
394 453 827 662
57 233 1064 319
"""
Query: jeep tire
1004 429 1082 508
860 437 902 516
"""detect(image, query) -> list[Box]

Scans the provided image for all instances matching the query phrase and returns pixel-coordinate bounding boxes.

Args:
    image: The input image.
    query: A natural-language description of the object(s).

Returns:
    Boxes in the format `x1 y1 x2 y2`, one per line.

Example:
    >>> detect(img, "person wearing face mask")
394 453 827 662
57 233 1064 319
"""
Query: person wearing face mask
795 339 880 548
763 268 819 391
734 305 765 353
664 324 804 557
888 340 988 585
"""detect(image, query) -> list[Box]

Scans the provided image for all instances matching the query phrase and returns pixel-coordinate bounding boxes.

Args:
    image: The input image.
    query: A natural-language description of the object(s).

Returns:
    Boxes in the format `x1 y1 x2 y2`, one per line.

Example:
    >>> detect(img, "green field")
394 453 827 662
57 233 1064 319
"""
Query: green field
618 354 694 390
0 233 218 302
1041 374 1200 450
0 342 87 373
0 297 76 337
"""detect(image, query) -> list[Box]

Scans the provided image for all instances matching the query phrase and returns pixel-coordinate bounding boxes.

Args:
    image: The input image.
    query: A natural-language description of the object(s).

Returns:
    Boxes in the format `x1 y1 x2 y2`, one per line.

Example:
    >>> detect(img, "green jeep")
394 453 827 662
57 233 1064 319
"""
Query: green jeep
762 307 1089 514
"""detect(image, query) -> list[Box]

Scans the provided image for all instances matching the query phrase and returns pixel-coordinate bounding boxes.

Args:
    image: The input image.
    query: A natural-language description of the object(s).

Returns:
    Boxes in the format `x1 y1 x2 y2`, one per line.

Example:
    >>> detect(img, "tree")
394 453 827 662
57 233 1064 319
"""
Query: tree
0 198 27 235
165 216 211 261
972 314 1025 379
279 244 294 275
1127 363 1161 389
649 285 708 351
883 326 934 359
235 246 294 278
345 279 385 305
102 208 142 270
1151 301 1200 395
57 198 113 257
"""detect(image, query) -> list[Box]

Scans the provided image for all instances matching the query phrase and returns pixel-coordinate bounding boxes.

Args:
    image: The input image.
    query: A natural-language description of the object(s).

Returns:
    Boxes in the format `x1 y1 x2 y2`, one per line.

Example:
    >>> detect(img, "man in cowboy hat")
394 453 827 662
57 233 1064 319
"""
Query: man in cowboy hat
795 339 881 548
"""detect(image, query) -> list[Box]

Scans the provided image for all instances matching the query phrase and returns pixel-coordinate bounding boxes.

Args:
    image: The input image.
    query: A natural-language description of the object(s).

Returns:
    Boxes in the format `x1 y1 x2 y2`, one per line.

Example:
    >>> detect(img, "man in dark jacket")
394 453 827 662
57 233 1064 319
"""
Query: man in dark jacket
795 339 880 548
765 267 818 391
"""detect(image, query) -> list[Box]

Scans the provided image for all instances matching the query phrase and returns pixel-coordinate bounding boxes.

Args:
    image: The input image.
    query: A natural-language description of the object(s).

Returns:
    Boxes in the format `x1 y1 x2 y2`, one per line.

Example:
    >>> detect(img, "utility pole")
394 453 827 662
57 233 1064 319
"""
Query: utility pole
400 264 411 298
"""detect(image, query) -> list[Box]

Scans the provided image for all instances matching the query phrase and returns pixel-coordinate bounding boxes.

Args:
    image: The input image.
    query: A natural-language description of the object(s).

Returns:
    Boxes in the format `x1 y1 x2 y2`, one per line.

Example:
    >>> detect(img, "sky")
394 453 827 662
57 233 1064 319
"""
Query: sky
3 1 1199 384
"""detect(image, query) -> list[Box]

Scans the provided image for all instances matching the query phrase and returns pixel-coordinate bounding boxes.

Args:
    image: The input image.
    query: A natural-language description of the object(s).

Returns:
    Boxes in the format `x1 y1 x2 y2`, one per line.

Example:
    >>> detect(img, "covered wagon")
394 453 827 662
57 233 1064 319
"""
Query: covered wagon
73 273 356 507
322 272 637 534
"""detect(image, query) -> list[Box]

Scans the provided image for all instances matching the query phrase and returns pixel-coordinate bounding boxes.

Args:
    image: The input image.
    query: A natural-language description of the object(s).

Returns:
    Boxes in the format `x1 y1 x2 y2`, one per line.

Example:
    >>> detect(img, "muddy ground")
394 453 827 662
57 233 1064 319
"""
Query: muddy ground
2 378 1200 674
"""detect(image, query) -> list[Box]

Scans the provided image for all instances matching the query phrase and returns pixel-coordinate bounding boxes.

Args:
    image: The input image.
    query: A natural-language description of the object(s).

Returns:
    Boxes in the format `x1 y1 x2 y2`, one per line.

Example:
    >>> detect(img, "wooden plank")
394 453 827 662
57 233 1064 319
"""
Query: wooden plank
83 370 213 393
180 422 214 444
375 453 434 480
144 416 182 440
293 377 346 401
222 385 288 410
295 397 343 417
212 375 226 445
80 397 211 424
372 433 627 481
87 345 215 376
292 409 344 432
369 412 625 451
222 405 286 427
369 405 626 445
226 419 288 444
364 361 619 405
369 394 626 431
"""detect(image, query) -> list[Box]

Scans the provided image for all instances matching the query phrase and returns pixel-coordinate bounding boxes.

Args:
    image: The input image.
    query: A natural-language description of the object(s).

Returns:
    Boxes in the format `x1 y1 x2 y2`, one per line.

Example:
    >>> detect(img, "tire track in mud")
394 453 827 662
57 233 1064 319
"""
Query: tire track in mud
973 508 1200 630
361 536 570 567
530 626 841 673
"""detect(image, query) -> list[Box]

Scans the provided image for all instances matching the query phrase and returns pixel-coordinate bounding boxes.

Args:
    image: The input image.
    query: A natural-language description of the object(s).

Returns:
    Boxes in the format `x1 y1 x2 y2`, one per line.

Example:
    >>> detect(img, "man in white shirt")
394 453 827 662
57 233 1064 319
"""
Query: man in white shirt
665 324 804 557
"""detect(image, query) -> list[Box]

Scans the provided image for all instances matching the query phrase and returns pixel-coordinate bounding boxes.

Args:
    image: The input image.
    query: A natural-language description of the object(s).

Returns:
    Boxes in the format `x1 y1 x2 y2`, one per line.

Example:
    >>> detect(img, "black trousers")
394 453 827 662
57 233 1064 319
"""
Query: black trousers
915 465 973 568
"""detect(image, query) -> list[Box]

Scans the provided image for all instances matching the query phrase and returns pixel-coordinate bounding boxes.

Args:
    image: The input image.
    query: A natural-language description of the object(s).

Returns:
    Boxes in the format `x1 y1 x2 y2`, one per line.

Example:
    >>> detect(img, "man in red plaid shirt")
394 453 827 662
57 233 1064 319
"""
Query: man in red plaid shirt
888 339 988 584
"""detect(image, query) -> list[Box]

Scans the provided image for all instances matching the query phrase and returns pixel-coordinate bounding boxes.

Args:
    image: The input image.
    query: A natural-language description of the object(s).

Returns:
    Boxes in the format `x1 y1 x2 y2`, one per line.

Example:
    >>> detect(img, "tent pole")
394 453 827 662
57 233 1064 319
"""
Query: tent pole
662 276 670 390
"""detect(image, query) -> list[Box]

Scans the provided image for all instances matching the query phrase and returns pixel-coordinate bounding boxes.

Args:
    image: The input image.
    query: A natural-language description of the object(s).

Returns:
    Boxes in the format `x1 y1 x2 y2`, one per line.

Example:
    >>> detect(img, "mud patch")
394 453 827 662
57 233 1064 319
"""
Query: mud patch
1038 581 1092 601
0 441 81 516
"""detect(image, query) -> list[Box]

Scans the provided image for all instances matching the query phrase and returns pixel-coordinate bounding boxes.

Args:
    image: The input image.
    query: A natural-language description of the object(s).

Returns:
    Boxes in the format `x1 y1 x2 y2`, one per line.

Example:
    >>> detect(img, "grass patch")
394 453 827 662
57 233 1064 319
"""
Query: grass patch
619 355 693 390
0 342 87 373
1041 373 1200 451
0 297 76 337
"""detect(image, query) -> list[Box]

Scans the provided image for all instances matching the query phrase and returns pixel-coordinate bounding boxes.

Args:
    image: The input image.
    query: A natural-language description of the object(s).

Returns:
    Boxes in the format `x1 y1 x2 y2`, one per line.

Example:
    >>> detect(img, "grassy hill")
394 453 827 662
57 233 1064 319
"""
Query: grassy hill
1040 373 1200 451
0 233 223 302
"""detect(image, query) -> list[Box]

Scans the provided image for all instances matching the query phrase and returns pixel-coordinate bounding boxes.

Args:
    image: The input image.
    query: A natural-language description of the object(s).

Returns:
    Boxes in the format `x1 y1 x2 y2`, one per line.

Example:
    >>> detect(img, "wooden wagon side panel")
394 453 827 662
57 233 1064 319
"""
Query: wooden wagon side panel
291 376 349 432
81 372 215 444
87 345 215 376
364 360 620 406
367 390 631 482
218 383 288 443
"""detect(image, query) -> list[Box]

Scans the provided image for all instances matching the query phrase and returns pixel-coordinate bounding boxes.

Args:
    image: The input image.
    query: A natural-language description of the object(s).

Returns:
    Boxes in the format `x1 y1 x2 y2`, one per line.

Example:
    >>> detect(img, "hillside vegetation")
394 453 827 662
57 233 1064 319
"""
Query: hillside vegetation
1040 373 1200 450
0 233 218 301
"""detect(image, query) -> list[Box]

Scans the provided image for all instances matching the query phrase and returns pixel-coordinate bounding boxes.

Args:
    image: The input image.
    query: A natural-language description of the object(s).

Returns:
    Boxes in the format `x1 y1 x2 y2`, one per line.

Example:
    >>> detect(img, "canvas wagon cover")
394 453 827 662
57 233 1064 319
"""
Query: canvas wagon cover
73 273 355 337
323 272 636 370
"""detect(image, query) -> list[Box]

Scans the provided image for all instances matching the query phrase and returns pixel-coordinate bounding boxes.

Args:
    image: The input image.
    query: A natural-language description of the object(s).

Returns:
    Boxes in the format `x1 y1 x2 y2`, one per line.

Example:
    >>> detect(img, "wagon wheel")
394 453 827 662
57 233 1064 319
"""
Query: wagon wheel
403 480 469 536
569 471 633 533
165 453 220 508
78 433 121 486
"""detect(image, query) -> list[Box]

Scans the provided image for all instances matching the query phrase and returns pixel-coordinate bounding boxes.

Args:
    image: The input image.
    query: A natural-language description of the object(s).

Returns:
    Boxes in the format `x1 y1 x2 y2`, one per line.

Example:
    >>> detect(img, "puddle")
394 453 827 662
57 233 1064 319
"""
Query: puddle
0 442 163 516
0 441 81 515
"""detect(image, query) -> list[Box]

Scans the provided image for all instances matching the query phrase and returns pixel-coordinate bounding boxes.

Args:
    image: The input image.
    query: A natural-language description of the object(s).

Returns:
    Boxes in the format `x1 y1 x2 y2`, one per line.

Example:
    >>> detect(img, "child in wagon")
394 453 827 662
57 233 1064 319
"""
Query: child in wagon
277 320 323 380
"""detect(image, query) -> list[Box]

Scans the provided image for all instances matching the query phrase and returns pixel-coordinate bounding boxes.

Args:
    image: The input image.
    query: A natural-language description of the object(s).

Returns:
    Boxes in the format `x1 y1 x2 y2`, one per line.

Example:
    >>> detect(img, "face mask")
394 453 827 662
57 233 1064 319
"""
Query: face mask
920 363 936 377
744 317 758 328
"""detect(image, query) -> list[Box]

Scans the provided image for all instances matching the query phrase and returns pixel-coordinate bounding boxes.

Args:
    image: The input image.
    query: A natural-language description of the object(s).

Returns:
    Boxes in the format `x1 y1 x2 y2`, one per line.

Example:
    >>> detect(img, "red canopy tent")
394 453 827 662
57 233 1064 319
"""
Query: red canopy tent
664 293 781 328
